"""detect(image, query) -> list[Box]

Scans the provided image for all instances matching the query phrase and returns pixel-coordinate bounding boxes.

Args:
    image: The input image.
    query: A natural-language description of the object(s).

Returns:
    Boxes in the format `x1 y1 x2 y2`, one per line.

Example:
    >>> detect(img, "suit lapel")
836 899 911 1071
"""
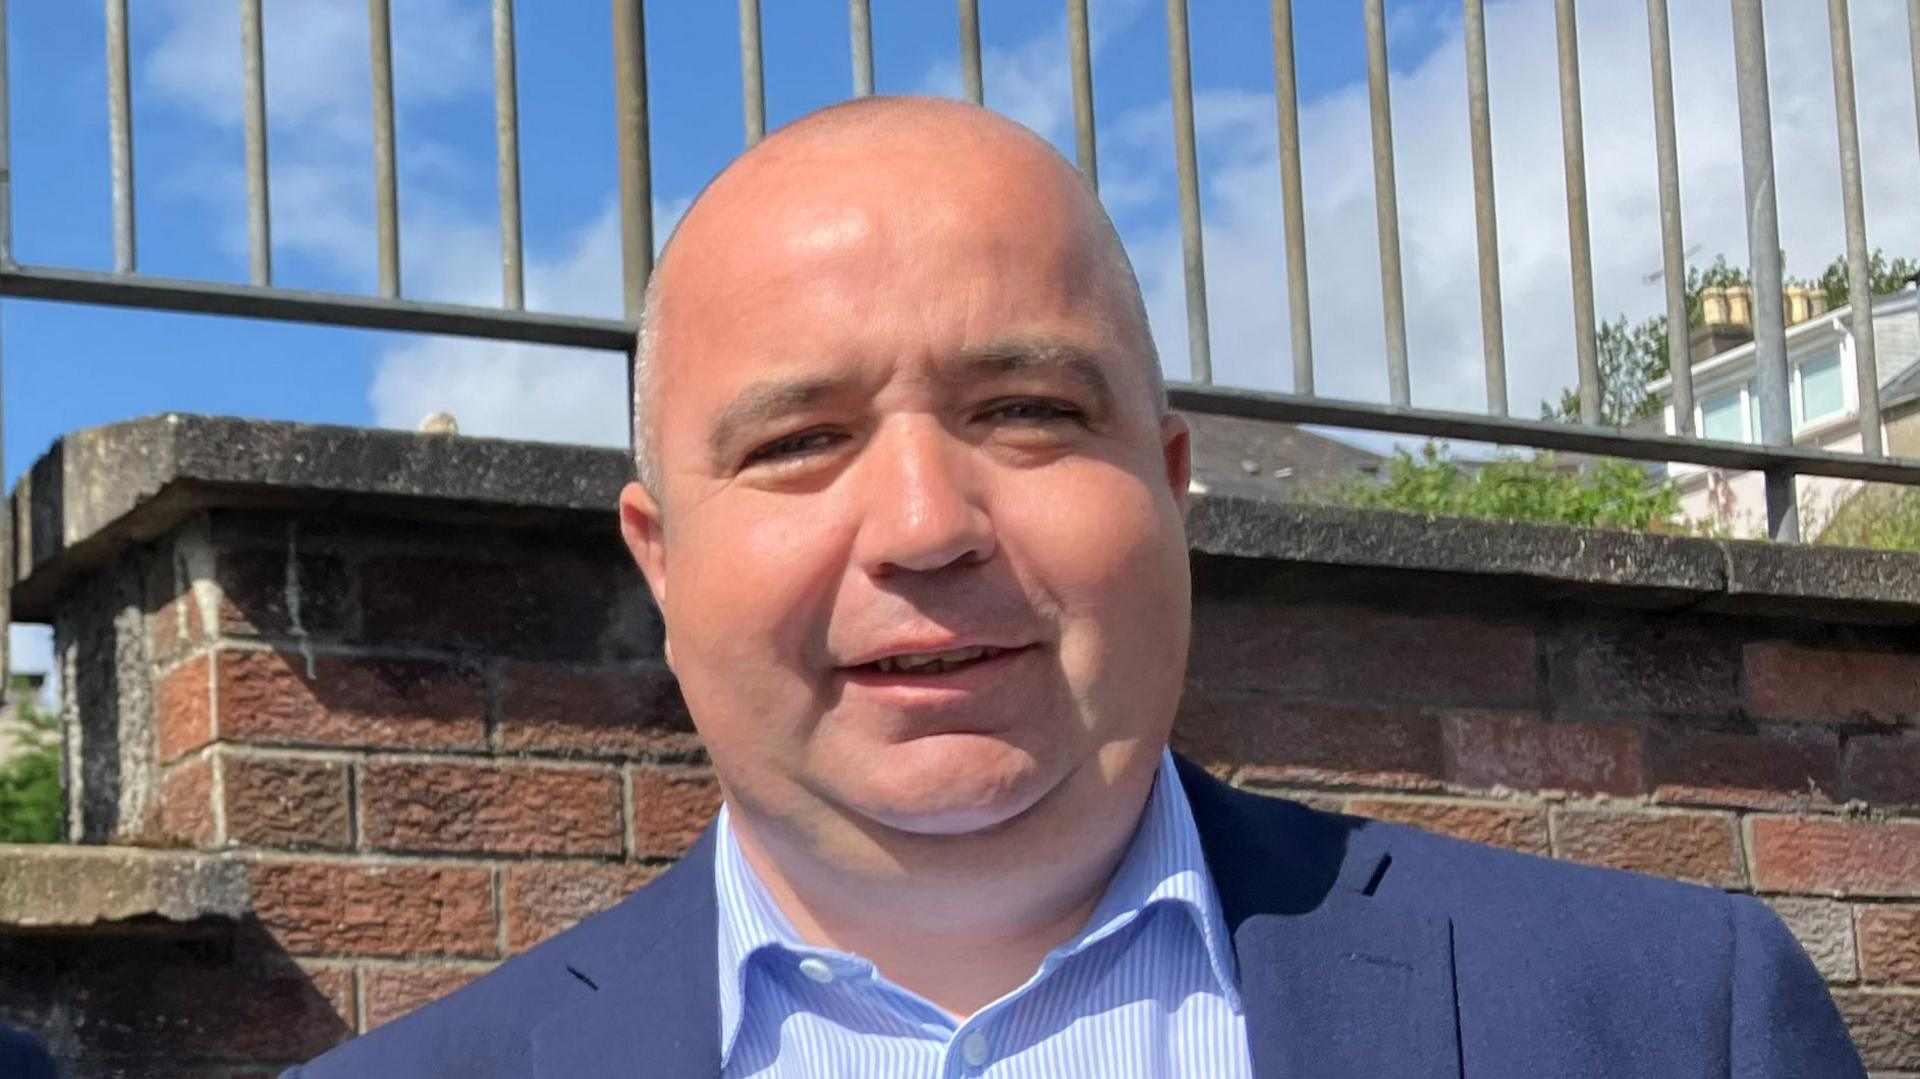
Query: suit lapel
1177 758 1462 1079
530 830 723 1079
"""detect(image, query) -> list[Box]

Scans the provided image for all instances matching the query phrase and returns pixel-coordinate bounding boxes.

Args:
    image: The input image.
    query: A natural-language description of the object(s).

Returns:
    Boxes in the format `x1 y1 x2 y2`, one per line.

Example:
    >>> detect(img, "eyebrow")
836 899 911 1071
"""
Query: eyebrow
705 338 1120 467
946 340 1118 417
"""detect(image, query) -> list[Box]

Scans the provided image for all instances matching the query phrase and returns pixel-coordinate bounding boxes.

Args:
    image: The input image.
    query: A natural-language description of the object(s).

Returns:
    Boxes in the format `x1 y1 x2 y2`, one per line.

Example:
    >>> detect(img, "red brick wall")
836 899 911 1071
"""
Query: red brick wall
1174 558 1920 1073
17 506 1920 1073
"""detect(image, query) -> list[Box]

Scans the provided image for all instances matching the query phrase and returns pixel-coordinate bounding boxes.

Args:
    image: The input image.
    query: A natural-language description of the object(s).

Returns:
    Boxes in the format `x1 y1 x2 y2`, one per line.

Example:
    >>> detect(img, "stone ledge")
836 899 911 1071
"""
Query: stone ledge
10 413 1920 624
0 844 250 929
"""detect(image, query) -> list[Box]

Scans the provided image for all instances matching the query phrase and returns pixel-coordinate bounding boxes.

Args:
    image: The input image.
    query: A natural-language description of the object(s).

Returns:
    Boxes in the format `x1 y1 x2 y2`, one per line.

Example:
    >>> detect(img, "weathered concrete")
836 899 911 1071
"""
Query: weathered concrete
0 844 248 928
16 415 1920 627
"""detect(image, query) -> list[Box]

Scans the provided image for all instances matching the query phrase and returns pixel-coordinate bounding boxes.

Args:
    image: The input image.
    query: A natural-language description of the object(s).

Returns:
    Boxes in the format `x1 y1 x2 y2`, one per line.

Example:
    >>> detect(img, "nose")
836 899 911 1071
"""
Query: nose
852 418 996 576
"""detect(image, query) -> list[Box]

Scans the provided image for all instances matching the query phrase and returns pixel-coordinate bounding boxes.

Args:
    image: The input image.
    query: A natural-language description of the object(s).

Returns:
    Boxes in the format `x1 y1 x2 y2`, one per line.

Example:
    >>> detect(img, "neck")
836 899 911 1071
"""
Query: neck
728 755 1161 1018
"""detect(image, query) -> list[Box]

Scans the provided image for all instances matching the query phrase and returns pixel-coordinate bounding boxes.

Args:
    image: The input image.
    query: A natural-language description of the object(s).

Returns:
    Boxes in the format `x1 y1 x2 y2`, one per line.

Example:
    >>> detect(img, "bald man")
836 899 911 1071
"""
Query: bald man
285 98 1861 1078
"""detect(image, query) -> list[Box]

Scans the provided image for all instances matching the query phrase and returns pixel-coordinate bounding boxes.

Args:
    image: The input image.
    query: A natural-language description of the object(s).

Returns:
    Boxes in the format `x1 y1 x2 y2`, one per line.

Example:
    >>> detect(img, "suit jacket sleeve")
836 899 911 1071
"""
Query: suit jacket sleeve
1727 894 1865 1077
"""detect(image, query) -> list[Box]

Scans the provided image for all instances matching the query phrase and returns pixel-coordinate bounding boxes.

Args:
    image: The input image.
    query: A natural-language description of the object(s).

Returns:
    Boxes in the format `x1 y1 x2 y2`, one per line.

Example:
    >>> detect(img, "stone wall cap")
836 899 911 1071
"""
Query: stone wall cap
10 413 1920 623
0 843 250 929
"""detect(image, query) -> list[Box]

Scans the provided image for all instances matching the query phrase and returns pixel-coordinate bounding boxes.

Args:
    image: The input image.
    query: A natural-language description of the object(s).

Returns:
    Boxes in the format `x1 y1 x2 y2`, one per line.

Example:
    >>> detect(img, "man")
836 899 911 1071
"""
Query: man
0 1017 57 1078
287 97 1862 1077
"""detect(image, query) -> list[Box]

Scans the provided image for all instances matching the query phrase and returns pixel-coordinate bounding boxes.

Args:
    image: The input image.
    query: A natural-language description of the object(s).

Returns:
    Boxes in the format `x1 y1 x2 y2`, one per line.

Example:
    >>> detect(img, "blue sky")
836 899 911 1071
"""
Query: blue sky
5 0 1920 676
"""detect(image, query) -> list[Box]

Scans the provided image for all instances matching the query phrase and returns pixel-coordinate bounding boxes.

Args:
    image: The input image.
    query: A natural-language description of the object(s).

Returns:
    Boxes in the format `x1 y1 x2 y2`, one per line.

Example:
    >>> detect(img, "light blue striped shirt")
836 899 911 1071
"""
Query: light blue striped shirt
714 750 1254 1077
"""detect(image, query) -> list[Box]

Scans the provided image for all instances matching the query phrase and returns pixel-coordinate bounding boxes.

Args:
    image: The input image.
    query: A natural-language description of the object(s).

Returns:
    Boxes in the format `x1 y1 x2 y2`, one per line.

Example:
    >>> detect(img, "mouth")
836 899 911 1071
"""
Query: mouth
839 643 1034 684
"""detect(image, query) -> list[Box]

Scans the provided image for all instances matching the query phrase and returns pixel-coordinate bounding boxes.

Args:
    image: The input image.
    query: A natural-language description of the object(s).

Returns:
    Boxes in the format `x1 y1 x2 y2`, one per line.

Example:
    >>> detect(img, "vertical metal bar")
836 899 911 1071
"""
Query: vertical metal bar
105 0 135 274
1068 0 1097 187
1830 0 1881 456
958 0 983 105
493 0 524 309
1167 0 1210 383
1554 0 1600 426
1363 0 1409 406
1647 0 1693 435
1271 0 1313 395
0 0 12 267
368 0 400 298
1730 0 1796 541
241 0 271 287
1462 0 1506 415
1911 0 1920 169
738 0 764 146
613 0 654 321
0 0 10 704
850 0 875 97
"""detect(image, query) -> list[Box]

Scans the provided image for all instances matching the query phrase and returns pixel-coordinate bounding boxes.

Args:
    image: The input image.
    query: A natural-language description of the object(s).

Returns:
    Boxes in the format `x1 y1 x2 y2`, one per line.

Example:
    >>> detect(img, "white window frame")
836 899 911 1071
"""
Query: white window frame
1695 381 1755 444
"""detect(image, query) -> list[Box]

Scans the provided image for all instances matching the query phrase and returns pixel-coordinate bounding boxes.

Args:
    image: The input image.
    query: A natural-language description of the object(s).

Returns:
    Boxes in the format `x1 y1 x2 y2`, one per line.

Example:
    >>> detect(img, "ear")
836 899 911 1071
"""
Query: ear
1159 411 1192 514
618 479 671 619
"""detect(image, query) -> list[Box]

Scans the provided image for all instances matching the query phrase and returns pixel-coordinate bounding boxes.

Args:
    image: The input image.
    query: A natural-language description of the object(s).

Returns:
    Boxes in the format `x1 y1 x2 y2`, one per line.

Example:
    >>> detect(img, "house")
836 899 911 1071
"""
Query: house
1648 282 1920 537
1180 411 1383 502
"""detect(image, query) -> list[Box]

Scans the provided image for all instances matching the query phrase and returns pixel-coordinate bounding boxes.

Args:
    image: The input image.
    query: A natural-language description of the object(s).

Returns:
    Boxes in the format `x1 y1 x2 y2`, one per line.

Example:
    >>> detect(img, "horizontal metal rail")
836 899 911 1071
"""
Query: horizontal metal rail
1168 383 1920 487
1 264 636 352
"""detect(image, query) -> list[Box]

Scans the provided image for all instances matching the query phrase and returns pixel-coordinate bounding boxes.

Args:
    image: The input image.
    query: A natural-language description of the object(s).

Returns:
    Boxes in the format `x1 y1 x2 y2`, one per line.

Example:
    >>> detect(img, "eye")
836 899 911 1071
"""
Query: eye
744 429 838 466
983 399 1084 423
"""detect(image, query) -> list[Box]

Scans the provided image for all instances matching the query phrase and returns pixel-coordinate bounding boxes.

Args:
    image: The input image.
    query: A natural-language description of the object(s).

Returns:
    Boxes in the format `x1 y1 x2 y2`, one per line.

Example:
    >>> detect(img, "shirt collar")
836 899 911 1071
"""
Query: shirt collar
711 749 1242 1066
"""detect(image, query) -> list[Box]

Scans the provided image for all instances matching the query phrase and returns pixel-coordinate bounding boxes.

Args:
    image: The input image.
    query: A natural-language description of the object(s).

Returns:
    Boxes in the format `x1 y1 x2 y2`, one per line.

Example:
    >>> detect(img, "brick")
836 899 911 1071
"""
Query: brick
1173 691 1446 791
1744 641 1920 724
503 863 659 951
1347 797 1550 855
1187 602 1536 707
497 662 700 759
1766 897 1858 982
157 755 218 847
1860 906 1920 984
361 760 622 856
157 654 214 763
251 861 498 958
1749 817 1920 897
629 767 723 858
223 753 352 850
216 547 351 639
362 965 491 1031
1648 727 1839 811
1842 735 1920 806
1545 622 1741 718
1445 713 1643 796
150 590 208 664
1551 808 1745 888
358 554 619 658
213 649 485 751
1834 990 1920 1071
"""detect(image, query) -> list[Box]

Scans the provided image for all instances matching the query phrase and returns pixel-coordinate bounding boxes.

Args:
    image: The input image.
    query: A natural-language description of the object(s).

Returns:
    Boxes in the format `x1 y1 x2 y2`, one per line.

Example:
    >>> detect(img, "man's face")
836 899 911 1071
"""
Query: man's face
620 125 1192 844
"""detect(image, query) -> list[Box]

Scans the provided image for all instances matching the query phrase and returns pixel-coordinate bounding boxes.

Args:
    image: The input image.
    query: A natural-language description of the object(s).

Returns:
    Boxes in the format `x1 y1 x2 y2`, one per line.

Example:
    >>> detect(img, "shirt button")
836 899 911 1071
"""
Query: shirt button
796 957 835 984
960 1031 990 1068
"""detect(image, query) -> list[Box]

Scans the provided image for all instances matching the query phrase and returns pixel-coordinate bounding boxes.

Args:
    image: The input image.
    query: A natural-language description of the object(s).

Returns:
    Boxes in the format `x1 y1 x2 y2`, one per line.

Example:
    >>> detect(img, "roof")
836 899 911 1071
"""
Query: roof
1180 410 1382 502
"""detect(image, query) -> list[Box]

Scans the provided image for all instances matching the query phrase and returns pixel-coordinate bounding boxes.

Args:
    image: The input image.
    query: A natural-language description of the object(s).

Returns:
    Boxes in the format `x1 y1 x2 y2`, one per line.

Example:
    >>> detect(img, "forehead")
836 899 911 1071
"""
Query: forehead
646 127 1145 424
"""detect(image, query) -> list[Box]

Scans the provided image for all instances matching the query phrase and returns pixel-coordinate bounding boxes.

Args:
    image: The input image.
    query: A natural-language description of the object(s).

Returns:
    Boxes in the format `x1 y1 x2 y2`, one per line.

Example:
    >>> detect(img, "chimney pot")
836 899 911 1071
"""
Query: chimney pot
1726 285 1752 328
1701 286 1730 325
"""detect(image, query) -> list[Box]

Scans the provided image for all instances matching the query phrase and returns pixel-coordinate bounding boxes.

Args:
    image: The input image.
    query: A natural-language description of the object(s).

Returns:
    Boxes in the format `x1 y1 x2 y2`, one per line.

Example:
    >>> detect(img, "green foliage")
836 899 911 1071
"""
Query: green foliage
1815 485 1920 552
1325 441 1682 531
1816 249 1920 310
0 689 61 844
1540 314 1672 427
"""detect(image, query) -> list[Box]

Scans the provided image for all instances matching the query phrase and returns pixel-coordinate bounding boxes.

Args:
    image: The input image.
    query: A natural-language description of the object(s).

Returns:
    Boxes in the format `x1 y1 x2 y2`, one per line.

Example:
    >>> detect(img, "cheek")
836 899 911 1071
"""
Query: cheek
1009 464 1190 668
664 499 850 698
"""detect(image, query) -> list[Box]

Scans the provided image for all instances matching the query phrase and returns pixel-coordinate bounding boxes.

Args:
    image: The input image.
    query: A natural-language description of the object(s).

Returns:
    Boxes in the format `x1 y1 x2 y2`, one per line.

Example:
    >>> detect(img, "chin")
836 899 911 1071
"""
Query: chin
839 733 1057 837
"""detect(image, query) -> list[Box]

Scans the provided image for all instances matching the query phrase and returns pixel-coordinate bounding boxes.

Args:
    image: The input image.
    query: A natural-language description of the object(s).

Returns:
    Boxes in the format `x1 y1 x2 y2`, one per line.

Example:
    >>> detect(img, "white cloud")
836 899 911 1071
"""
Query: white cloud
366 197 690 448
1120 0 1920 422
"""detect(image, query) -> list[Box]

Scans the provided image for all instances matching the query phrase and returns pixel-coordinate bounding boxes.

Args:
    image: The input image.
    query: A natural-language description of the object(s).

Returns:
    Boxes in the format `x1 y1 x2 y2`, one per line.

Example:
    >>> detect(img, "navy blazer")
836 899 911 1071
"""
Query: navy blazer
287 757 1864 1077
0 1018 56 1079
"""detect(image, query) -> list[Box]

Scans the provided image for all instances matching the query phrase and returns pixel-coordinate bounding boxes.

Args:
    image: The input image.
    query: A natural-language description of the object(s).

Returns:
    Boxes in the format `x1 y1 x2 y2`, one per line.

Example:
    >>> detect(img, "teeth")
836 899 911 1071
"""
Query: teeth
872 645 1001 674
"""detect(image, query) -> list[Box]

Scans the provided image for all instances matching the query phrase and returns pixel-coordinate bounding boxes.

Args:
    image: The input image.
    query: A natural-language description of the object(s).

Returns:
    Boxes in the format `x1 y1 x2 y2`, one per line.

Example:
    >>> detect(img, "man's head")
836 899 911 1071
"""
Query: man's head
618 95 1191 856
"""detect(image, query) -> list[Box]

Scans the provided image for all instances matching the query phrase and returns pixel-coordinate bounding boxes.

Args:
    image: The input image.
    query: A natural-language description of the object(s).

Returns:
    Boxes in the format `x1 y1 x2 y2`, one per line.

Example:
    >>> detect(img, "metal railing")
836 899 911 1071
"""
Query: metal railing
1 1 1919 672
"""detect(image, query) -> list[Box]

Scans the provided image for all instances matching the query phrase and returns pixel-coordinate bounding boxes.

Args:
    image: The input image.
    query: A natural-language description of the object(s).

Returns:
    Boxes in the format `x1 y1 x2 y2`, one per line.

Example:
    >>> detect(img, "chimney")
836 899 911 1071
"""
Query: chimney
1689 284 1753 364
1785 286 1809 325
